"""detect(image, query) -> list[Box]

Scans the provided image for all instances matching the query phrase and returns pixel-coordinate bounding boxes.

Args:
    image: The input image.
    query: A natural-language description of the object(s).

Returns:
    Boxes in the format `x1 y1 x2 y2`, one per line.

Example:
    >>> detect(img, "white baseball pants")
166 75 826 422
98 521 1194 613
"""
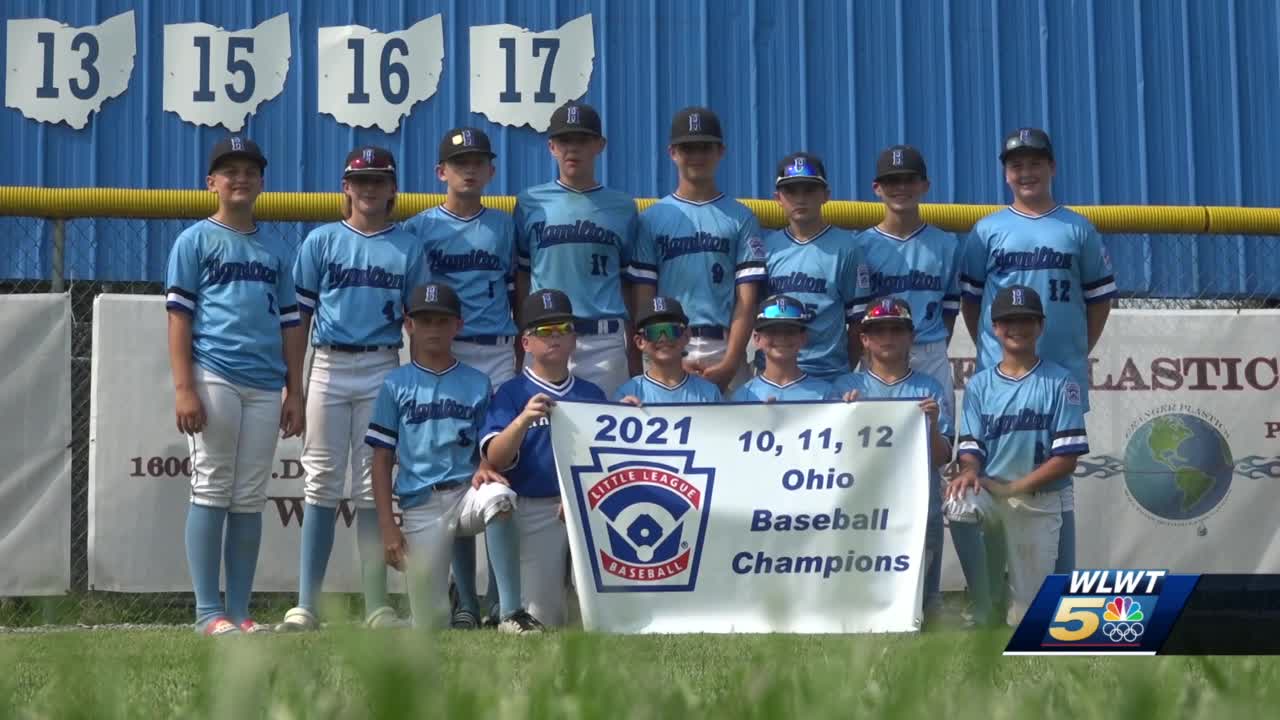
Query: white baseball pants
452 338 517 386
187 365 281 513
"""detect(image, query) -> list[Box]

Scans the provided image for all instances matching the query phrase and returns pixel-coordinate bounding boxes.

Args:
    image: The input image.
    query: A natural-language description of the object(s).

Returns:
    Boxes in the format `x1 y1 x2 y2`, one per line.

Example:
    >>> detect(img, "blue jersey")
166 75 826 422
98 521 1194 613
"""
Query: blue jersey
514 181 640 320
293 221 426 347
632 193 767 327
956 360 1088 492
613 373 723 404
762 226 872 379
364 360 491 510
165 218 300 391
481 368 607 497
402 206 518 338
960 206 1116 407
859 225 962 345
730 374 837 403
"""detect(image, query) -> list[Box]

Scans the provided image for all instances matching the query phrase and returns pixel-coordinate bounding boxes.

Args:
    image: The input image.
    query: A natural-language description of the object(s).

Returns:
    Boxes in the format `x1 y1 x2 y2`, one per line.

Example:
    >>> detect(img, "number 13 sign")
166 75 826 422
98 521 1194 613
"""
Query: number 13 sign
470 14 595 132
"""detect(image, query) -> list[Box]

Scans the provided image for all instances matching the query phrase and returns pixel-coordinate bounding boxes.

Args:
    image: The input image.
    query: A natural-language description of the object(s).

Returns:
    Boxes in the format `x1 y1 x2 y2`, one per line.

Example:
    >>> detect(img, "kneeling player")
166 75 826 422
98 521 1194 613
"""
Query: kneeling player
481 290 607 627
732 294 838 402
831 298 952 620
616 297 723 405
946 286 1088 626
366 283 540 633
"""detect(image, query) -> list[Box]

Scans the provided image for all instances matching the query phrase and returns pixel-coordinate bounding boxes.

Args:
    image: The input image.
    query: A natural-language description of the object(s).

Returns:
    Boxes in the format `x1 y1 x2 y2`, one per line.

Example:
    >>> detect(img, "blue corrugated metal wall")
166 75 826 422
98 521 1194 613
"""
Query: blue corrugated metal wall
2 0 1278 297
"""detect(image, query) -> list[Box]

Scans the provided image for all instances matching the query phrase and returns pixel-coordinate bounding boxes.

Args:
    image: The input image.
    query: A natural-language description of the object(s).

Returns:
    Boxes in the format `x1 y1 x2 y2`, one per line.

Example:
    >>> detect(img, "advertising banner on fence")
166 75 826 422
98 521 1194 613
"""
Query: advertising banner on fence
88 295 405 592
551 400 931 634
0 295 71 596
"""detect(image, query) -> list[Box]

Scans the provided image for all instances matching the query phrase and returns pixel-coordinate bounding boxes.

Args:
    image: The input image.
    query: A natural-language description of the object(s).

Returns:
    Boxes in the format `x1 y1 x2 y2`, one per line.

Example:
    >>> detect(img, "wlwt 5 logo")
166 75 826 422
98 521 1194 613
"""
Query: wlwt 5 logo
569 448 715 593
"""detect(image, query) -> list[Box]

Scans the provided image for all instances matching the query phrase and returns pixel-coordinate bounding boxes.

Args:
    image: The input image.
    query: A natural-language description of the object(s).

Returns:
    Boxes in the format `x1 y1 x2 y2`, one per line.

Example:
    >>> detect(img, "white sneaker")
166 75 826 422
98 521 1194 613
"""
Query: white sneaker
274 606 320 632
365 605 410 629
497 609 544 635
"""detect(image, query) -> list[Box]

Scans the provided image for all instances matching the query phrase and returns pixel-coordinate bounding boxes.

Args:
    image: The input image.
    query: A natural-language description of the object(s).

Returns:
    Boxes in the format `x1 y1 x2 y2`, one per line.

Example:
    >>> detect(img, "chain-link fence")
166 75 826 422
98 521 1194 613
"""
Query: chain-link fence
1 211 1278 628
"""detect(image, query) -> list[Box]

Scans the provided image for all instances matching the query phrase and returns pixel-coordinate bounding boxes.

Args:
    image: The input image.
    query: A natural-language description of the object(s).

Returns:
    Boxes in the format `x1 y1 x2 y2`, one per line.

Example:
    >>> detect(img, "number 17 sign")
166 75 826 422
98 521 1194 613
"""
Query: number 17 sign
470 14 595 132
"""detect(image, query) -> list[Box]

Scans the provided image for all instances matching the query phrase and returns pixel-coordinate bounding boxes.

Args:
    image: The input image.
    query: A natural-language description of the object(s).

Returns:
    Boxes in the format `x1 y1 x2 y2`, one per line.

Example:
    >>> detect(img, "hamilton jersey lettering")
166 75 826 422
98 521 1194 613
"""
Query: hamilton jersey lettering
203 258 279 286
768 271 829 295
426 248 505 272
656 232 731 259
858 224 961 346
531 219 623 249
405 398 480 424
991 246 1074 273
868 269 943 292
982 409 1053 438
325 262 406 290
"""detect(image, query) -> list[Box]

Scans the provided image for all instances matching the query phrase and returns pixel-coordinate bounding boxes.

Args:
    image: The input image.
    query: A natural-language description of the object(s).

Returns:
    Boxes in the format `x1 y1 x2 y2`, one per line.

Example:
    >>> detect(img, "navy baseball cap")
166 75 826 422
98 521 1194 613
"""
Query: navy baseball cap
860 297 915 330
344 146 397 179
1000 128 1054 163
670 107 723 145
439 127 496 164
875 145 927 181
991 285 1046 321
754 294 810 330
521 289 576 330
208 135 266 175
407 283 462 318
775 152 828 188
634 296 689 328
548 101 603 138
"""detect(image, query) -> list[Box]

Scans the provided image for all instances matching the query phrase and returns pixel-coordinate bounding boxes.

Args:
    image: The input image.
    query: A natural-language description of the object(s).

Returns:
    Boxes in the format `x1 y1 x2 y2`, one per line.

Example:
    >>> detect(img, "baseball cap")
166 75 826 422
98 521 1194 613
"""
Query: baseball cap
406 282 462 318
754 294 810 330
439 127 496 164
634 296 689 328
875 145 927 181
990 285 1046 322
548 101 603 138
343 146 397 179
1000 128 1054 163
775 152 828 188
207 135 267 176
860 297 915 330
521 289 576 331
670 107 723 145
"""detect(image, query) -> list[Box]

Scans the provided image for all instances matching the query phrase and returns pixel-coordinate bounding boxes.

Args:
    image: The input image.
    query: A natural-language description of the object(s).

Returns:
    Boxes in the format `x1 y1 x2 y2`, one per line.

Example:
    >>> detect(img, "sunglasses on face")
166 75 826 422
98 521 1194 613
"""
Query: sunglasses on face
640 322 686 343
527 321 574 338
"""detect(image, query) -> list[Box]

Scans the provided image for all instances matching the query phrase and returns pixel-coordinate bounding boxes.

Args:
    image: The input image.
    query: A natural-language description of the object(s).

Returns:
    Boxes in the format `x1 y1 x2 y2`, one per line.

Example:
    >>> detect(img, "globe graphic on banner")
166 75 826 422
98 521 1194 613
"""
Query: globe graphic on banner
1123 414 1233 521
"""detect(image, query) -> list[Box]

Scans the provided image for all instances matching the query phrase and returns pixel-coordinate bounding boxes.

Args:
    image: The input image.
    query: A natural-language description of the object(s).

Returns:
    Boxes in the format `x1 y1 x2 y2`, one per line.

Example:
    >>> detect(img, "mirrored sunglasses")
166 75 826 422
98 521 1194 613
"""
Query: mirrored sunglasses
640 322 686 342
527 321 574 338
759 302 807 321
345 156 395 174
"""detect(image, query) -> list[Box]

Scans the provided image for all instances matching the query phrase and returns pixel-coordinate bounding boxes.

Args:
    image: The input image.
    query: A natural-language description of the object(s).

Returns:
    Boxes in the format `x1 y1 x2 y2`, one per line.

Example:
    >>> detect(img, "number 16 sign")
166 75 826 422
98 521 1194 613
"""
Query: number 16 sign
470 14 595 132
317 15 444 133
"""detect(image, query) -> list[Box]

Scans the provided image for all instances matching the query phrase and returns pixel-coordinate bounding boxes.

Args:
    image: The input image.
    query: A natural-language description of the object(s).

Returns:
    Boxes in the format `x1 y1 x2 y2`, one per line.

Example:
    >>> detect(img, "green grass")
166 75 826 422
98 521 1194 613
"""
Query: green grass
3 628 1278 719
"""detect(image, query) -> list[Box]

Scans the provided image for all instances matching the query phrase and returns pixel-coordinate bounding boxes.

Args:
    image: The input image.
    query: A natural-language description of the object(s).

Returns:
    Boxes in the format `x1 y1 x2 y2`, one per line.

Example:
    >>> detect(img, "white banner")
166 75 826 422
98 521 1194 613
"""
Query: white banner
88 294 405 592
0 295 71 595
552 400 930 634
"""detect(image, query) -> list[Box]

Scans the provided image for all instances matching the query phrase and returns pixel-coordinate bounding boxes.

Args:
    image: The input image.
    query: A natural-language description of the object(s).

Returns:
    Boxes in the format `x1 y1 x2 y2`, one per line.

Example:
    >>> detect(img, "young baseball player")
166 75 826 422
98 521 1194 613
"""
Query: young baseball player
960 128 1115 574
731 294 839 403
366 282 541 633
615 296 724 405
402 127 517 629
860 145 962 397
831 298 952 620
630 107 766 391
481 289 608 626
514 101 642 399
166 135 305 635
947 285 1089 627
762 153 872 380
277 146 427 632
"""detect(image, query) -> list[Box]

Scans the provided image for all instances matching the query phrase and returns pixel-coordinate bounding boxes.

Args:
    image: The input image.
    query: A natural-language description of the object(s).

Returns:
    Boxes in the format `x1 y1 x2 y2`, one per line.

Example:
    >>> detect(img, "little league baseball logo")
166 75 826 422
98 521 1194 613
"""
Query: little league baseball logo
569 448 715 593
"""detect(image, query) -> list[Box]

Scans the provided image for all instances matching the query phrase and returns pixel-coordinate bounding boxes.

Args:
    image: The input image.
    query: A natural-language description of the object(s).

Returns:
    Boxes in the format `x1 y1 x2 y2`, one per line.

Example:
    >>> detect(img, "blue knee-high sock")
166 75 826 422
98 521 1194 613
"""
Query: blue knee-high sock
451 537 480 614
948 521 992 624
482 543 500 618
923 515 943 609
484 514 522 619
1056 510 1076 573
356 508 388 613
185 504 228 628
298 505 338 614
224 512 263 624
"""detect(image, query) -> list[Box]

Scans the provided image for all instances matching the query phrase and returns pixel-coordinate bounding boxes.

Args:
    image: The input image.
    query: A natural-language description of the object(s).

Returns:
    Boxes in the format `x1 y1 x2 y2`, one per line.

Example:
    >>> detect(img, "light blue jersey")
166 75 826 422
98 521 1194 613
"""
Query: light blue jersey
614 372 723 404
730 374 837 403
631 194 767 327
762 226 872 379
481 368 607 497
514 180 639 320
956 360 1088 493
859 225 962 345
293 221 426 347
165 218 300 391
402 206 518 338
960 206 1116 407
364 360 491 510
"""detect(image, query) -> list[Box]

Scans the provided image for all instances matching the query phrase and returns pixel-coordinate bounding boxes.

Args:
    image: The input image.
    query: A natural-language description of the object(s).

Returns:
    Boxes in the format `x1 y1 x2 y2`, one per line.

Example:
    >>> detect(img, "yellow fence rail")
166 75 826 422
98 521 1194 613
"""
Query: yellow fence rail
3 186 1280 234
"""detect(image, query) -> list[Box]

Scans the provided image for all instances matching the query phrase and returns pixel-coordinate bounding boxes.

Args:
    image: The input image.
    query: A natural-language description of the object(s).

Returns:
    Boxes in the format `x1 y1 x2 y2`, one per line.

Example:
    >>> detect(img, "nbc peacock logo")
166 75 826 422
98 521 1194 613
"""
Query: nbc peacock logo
1102 596 1145 643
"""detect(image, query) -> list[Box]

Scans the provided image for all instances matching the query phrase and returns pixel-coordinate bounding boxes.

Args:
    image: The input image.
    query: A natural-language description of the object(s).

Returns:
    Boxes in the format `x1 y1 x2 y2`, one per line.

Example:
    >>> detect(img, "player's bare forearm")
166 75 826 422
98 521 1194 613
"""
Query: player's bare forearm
483 422 528 471
944 314 957 345
515 271 531 327
846 326 862 369
724 282 760 363
282 324 307 394
1009 454 1079 494
929 427 953 467
1086 300 1112 353
960 300 980 343
167 312 197 391
371 447 398 529
630 282 655 325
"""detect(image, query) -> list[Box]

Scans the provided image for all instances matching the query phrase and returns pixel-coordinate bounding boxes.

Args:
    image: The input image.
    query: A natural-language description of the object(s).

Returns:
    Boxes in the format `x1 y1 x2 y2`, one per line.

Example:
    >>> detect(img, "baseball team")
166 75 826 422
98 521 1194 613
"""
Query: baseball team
165 101 1115 636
